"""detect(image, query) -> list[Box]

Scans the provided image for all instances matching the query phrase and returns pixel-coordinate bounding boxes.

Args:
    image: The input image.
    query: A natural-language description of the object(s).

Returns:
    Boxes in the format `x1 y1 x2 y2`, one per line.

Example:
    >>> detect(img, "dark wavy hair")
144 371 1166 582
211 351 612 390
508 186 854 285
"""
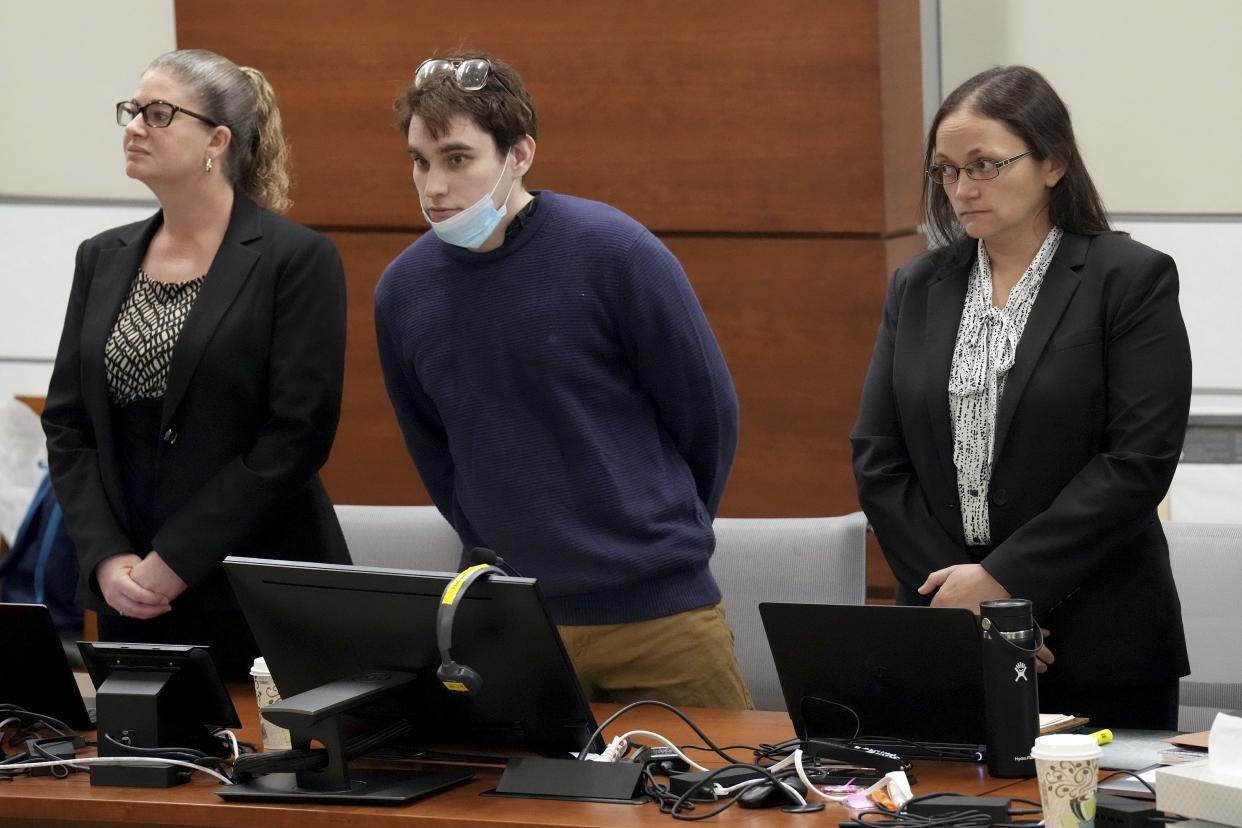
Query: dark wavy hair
923 66 1110 259
394 51 537 156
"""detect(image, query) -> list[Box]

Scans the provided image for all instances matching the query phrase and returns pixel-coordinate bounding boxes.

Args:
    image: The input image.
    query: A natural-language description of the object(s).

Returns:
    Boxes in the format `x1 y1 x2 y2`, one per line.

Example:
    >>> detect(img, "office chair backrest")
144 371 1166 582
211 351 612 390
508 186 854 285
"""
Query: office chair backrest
334 505 462 572
334 505 871 712
1164 520 1242 731
709 513 869 711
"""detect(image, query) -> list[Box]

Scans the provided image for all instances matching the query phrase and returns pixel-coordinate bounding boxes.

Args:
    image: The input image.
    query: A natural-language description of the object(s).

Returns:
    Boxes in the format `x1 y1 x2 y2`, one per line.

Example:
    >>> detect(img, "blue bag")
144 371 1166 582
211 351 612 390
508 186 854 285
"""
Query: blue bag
0 471 82 631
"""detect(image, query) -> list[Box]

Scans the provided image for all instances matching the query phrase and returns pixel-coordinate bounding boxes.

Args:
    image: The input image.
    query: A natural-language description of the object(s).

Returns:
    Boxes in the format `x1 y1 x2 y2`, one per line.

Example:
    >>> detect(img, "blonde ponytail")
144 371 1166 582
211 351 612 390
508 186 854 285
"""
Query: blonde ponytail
238 66 291 213
144 50 293 213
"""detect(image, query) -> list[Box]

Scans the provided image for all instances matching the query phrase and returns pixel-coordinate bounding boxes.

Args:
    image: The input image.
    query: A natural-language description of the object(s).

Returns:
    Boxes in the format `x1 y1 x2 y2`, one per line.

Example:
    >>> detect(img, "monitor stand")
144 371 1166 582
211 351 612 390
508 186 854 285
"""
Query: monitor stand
220 768 475 805
218 670 474 805
92 669 222 788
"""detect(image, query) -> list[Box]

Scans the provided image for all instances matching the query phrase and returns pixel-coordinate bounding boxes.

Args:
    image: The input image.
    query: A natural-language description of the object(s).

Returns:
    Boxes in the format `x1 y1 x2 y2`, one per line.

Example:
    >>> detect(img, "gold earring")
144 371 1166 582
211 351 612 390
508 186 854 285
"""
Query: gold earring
205 157 213 173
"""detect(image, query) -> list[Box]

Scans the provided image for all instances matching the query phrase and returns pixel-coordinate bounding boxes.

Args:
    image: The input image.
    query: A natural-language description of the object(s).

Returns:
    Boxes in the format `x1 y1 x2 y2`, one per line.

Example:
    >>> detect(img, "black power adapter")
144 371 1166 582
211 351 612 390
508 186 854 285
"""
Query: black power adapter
632 745 691 775
25 738 77 777
906 794 1011 823
667 766 767 798
1096 794 1159 828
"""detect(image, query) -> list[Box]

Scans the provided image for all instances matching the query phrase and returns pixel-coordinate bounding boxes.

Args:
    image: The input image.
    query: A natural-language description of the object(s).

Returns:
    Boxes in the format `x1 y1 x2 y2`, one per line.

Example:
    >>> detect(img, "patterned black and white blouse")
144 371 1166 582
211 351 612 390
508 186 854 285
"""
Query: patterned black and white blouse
104 270 205 406
949 227 1063 545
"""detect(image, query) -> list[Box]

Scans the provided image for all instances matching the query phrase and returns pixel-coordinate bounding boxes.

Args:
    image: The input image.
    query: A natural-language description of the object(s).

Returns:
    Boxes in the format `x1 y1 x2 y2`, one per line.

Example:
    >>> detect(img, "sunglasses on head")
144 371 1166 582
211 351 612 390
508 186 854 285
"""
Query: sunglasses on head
414 58 494 91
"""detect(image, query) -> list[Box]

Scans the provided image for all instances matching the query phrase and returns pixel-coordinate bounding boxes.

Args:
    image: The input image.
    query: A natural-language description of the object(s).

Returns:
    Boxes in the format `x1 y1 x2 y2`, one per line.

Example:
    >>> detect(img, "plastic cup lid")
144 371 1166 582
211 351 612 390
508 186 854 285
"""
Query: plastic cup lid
1030 733 1102 760
250 656 270 677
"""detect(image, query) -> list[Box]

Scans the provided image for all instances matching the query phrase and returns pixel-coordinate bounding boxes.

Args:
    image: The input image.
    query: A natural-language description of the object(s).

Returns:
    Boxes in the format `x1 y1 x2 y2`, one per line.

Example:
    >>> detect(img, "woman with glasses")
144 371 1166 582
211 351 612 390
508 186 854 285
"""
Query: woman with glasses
852 66 1190 729
42 49 349 679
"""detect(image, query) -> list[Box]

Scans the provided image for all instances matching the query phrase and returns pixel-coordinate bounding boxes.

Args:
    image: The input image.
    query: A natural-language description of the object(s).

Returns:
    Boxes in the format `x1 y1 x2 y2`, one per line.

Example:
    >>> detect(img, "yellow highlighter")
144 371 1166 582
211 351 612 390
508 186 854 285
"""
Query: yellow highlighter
1088 728 1113 746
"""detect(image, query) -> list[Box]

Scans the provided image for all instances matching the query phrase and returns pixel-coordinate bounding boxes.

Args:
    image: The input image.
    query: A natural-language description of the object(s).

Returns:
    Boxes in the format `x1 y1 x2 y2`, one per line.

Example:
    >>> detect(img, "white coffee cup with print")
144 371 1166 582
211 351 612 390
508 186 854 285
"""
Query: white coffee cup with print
1030 733 1103 827
250 657 292 751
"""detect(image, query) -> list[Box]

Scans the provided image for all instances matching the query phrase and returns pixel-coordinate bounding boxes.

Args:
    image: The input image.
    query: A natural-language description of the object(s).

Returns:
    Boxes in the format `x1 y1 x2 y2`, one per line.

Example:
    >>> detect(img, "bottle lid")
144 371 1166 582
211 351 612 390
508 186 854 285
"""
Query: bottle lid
980 598 1034 632
980 598 1032 617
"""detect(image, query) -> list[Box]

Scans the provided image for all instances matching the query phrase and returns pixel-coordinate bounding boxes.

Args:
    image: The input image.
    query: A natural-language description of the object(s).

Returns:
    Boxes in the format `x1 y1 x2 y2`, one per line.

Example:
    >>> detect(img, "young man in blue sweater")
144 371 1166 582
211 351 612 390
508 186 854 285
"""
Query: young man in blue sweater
375 53 750 708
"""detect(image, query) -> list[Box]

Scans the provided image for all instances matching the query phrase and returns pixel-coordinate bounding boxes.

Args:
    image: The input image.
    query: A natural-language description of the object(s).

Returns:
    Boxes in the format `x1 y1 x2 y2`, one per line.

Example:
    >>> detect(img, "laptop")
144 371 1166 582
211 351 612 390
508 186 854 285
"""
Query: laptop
0 602 95 730
759 602 988 762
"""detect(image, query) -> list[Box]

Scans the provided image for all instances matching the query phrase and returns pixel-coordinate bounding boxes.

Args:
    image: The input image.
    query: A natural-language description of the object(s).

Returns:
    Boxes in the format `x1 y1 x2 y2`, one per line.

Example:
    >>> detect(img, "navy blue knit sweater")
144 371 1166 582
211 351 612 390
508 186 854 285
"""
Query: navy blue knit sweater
374 191 739 625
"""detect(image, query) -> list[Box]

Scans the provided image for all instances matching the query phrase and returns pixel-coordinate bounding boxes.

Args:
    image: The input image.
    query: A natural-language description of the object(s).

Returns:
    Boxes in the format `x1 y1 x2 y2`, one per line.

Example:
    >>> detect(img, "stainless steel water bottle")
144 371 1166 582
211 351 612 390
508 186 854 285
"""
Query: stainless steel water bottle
980 598 1040 778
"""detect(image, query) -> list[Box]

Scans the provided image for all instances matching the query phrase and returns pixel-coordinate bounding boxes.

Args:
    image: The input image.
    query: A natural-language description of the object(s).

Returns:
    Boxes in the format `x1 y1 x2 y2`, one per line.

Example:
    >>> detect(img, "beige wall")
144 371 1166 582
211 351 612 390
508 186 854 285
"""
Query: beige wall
0 0 175 200
939 0 1242 215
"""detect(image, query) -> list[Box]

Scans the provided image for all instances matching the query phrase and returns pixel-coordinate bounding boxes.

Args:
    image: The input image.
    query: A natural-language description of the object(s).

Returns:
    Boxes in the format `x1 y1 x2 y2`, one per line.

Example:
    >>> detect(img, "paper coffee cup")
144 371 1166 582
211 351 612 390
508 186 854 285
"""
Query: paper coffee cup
1030 734 1103 827
250 657 291 751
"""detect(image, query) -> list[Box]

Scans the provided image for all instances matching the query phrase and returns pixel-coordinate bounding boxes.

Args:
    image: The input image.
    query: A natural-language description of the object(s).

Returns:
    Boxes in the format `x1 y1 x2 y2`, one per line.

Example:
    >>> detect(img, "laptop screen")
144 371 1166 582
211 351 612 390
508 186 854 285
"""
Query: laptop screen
759 603 987 754
0 602 94 730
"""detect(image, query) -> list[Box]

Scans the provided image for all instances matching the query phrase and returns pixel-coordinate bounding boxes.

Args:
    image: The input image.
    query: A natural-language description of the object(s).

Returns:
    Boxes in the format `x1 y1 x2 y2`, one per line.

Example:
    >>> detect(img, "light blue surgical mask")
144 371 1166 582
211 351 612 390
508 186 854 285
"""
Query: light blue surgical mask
423 153 517 250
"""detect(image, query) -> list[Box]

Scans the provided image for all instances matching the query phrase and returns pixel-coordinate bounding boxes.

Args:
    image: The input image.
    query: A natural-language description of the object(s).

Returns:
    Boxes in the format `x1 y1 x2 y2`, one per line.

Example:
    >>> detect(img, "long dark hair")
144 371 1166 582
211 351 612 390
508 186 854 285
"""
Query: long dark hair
923 66 1110 257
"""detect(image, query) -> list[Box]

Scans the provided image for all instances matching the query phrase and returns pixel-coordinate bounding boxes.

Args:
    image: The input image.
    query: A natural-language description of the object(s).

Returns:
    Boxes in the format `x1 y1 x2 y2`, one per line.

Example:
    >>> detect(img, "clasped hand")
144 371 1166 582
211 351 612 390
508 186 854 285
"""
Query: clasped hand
97 551 187 619
918 563 1054 673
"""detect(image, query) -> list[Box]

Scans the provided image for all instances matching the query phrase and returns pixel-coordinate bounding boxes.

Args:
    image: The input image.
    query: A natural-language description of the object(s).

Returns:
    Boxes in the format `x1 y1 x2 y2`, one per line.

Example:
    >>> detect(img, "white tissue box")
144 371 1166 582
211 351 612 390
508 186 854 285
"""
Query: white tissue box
1157 760 1242 827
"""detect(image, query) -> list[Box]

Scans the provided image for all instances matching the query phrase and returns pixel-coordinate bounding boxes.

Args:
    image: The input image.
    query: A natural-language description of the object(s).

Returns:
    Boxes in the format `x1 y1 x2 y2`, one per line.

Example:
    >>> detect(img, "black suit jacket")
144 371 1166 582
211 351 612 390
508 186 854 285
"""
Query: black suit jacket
42 193 350 615
851 231 1191 689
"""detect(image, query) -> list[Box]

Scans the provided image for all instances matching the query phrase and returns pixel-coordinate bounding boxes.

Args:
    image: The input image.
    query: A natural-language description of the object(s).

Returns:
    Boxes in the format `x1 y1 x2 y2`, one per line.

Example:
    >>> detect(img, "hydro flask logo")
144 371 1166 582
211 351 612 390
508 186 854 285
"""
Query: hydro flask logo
1014 661 1028 682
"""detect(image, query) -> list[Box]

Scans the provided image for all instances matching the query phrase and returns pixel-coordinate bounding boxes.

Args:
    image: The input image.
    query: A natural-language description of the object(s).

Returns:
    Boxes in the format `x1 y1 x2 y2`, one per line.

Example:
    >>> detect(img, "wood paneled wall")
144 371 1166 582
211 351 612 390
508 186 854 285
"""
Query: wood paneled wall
176 0 924 555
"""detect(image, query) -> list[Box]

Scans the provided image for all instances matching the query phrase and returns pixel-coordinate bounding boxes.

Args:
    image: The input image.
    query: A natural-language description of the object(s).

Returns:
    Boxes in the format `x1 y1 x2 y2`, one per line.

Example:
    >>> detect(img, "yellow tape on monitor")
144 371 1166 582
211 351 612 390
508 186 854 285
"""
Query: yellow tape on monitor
442 680 470 693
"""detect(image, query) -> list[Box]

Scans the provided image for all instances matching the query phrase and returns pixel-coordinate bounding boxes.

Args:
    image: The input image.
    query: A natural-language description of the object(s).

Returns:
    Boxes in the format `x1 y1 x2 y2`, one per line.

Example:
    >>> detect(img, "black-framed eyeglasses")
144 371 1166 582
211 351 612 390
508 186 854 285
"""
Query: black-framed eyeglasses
116 99 222 129
414 58 493 91
926 151 1033 185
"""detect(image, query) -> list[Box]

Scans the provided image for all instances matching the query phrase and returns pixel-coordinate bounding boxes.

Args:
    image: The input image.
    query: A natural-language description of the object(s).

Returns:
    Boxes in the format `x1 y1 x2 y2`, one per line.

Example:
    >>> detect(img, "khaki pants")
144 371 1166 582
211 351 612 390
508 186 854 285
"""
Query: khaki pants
558 602 754 710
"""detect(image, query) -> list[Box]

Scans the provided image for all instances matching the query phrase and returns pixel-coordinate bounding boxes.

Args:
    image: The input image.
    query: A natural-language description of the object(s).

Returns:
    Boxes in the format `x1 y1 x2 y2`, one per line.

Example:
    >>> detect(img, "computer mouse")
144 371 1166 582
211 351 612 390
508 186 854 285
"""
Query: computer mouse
737 776 806 809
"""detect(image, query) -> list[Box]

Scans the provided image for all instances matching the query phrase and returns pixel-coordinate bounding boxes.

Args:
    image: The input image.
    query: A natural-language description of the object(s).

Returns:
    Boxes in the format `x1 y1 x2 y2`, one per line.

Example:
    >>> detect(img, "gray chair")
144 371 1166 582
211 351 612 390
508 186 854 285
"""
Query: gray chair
334 504 462 571
709 512 869 711
333 505 869 711
1164 520 1242 731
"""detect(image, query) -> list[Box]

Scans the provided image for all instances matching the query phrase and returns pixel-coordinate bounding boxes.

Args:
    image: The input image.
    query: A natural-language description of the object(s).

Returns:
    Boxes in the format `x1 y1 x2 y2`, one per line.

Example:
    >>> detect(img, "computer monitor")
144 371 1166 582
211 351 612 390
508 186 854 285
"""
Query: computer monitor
221 555 601 801
0 602 93 730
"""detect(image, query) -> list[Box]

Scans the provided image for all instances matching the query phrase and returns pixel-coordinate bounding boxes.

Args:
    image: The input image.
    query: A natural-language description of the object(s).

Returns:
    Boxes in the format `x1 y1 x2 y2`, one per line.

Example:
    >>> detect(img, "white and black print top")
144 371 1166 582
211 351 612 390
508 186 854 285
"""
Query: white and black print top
949 226 1063 545
104 270 205 406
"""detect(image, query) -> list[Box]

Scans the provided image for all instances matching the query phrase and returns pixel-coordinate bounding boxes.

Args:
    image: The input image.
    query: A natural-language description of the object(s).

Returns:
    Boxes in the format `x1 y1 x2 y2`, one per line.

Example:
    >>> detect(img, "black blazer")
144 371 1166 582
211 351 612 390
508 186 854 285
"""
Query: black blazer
851 231 1191 690
42 193 350 615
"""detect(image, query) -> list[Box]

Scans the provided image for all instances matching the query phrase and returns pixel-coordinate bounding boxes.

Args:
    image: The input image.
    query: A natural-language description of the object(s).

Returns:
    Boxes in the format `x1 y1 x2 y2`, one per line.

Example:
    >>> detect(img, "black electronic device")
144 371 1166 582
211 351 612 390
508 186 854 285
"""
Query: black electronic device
803 737 909 773
0 602 94 729
668 765 767 797
78 641 240 788
220 556 603 805
23 737 77 776
979 598 1040 778
489 756 646 804
1096 793 1160 828
632 745 691 775
759 603 989 762
737 775 807 809
905 793 1011 822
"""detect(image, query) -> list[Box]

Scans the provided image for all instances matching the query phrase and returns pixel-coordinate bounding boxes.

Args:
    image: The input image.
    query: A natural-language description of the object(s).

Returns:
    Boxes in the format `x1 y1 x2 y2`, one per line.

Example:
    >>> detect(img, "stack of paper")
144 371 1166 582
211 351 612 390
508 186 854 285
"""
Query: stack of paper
1039 713 1089 734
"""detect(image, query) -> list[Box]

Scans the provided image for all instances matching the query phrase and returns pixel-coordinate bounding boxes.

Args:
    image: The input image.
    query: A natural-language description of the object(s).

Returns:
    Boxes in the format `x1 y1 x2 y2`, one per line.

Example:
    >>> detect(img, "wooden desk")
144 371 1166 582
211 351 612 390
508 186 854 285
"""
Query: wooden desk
0 685 1021 827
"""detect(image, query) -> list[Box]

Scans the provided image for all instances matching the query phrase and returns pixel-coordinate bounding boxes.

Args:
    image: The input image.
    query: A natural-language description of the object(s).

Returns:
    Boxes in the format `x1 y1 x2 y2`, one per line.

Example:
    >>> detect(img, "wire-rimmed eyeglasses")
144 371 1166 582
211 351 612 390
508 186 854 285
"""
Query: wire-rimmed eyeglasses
926 151 1032 185
414 58 494 91
116 100 222 129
